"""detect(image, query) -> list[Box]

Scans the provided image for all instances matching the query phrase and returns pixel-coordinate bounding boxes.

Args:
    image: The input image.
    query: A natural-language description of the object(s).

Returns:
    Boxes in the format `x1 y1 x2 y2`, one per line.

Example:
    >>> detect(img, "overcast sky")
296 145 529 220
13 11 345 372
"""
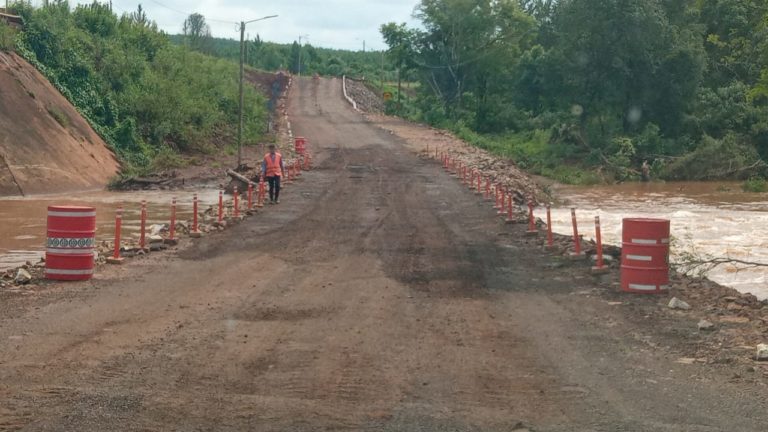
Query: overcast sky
66 0 421 50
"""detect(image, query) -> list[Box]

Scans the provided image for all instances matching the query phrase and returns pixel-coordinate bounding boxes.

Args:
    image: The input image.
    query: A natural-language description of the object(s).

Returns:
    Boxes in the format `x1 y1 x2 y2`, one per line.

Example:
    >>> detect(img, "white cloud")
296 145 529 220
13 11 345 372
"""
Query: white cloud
68 0 421 50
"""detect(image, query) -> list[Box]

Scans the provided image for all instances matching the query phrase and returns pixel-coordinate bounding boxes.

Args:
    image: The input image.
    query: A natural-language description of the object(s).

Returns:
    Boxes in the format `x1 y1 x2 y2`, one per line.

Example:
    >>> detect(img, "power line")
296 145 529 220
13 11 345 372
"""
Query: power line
147 0 236 25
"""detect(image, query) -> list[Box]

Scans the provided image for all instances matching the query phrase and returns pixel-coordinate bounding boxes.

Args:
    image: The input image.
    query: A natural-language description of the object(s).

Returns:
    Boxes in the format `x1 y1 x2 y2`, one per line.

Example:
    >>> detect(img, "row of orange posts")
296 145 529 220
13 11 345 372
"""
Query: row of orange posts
45 141 313 282
435 149 670 294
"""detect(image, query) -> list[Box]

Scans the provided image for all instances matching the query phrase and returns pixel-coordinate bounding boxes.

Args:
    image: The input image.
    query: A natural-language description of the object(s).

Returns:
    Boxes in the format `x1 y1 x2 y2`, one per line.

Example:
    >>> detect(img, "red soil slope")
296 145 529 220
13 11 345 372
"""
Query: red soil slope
0 51 119 196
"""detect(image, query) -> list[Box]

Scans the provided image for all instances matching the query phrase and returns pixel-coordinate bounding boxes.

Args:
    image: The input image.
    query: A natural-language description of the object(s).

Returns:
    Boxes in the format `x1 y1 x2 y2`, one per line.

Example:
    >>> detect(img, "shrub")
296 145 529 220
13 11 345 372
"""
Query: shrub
743 176 768 192
660 134 766 180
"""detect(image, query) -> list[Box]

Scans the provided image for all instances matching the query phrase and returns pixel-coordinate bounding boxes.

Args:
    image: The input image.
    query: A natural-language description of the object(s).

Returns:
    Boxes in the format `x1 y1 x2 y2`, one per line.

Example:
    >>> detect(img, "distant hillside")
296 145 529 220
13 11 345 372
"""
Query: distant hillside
0 51 119 196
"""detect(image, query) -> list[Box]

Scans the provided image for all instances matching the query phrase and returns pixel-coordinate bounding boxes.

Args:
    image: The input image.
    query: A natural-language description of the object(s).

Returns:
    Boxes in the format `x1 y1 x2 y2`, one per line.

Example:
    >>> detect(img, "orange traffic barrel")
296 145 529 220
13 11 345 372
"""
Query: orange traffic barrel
294 137 306 154
621 218 670 294
45 206 96 281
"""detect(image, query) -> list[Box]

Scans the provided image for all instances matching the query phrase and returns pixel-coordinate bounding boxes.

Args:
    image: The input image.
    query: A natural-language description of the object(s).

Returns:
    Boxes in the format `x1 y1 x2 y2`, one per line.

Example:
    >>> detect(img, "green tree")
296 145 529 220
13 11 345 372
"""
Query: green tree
182 13 212 53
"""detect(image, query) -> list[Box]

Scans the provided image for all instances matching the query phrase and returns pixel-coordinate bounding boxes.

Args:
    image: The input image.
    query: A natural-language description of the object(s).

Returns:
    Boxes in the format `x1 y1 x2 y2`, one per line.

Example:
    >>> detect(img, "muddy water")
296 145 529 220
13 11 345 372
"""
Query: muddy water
550 181 768 300
0 189 222 271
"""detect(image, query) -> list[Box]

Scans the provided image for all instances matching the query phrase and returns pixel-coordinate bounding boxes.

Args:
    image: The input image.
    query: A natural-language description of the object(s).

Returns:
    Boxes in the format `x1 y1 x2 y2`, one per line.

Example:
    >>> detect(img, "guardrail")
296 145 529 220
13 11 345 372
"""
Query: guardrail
341 75 358 111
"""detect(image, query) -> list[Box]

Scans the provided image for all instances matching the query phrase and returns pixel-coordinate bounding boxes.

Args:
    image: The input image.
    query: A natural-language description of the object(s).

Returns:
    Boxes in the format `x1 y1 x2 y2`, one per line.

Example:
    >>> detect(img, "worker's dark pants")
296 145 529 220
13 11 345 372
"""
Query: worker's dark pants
267 176 281 201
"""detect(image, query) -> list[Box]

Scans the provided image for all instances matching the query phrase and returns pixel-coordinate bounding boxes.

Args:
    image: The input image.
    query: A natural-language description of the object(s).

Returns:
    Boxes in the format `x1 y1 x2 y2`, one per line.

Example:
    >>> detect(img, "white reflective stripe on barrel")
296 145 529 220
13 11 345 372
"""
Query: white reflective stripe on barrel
627 255 653 262
631 238 660 245
628 283 660 291
630 239 669 244
47 248 94 255
47 211 97 217
45 268 94 275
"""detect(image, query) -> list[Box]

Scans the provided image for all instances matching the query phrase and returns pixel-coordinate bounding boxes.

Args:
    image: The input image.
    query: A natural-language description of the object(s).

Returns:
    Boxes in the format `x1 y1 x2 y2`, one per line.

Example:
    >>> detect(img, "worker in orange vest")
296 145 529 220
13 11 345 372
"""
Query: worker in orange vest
262 144 286 204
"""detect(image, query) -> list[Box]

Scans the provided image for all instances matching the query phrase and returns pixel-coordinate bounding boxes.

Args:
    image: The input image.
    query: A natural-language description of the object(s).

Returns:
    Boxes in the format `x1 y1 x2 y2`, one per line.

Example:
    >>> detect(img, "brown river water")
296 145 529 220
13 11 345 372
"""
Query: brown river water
0 189 222 272
550 181 768 300
1 182 766 300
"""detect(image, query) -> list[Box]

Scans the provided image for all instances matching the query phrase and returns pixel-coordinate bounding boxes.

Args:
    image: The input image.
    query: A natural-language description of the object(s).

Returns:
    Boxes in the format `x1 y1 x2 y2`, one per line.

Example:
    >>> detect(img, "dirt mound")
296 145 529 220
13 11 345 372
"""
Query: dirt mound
0 51 119 196
244 69 289 113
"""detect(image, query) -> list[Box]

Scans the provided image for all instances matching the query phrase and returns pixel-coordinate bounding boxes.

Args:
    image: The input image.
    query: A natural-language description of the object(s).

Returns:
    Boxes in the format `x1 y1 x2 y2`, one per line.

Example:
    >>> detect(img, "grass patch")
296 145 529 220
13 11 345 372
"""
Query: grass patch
47 107 70 128
0 21 15 51
151 148 187 171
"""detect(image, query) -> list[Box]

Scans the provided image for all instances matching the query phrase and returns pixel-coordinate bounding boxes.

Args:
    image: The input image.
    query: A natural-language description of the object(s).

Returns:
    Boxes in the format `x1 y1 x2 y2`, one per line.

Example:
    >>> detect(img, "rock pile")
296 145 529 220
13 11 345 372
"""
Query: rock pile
345 78 386 114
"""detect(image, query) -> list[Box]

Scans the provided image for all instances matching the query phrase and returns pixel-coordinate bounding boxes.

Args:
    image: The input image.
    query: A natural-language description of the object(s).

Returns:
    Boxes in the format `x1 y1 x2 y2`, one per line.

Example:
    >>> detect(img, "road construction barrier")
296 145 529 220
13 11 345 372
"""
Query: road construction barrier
497 189 507 216
45 205 97 280
192 194 200 235
218 190 224 224
247 184 253 210
257 176 266 208
108 207 124 264
505 194 515 224
295 137 307 154
139 200 147 250
526 201 537 235
621 218 670 294
592 216 608 273
494 184 503 210
233 186 240 218
546 205 554 248
169 197 177 240
570 208 584 257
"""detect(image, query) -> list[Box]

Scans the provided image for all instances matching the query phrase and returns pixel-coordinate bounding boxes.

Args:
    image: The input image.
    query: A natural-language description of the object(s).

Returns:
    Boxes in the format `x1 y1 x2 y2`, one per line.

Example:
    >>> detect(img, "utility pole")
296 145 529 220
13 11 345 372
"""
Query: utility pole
297 34 309 77
238 21 245 169
237 15 278 168
245 33 249 66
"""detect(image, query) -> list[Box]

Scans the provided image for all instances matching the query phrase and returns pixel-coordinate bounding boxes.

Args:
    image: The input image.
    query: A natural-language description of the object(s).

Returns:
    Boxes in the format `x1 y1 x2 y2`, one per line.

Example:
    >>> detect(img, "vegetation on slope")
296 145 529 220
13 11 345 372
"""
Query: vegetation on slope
7 1 267 175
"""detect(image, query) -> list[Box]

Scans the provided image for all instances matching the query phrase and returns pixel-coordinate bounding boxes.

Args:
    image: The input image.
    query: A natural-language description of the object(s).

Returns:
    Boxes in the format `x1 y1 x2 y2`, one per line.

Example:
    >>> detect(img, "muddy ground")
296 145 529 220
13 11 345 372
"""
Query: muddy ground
1 77 767 432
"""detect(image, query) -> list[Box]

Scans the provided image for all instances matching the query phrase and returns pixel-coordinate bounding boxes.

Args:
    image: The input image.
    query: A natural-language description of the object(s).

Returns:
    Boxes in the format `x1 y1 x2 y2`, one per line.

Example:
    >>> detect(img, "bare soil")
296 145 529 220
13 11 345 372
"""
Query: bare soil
1 77 767 432
0 52 119 196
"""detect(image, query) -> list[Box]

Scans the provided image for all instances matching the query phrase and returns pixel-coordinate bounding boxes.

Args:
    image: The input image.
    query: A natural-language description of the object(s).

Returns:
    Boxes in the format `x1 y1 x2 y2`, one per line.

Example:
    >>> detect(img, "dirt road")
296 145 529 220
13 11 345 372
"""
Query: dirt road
1 77 767 431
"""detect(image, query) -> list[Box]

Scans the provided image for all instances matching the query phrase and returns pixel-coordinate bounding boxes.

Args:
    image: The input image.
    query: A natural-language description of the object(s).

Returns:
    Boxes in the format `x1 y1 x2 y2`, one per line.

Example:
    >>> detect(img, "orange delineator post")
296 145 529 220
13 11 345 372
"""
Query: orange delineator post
469 170 476 189
546 205 554 248
233 186 240 218
169 197 177 240
257 176 266 208
247 184 253 210
498 189 507 215
139 200 147 250
484 178 491 200
571 208 583 256
113 207 123 260
476 172 482 194
192 193 199 234
593 216 606 271
506 194 515 223
527 201 537 234
218 190 224 223
494 185 502 210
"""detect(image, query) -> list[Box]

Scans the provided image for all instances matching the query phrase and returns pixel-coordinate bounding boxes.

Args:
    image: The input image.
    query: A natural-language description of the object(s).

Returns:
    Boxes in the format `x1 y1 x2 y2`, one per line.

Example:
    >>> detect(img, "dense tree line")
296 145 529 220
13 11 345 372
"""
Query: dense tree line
382 0 768 183
173 33 396 82
5 1 267 174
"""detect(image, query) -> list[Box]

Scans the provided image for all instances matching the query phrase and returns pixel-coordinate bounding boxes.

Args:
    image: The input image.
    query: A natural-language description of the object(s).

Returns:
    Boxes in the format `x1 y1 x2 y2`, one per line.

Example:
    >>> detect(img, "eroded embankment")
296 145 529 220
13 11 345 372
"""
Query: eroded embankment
0 51 119 196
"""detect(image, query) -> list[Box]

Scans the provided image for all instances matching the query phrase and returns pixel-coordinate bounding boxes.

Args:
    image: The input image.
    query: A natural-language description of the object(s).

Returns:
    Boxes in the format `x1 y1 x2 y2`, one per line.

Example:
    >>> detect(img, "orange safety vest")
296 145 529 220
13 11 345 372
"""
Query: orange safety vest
264 152 283 177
